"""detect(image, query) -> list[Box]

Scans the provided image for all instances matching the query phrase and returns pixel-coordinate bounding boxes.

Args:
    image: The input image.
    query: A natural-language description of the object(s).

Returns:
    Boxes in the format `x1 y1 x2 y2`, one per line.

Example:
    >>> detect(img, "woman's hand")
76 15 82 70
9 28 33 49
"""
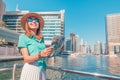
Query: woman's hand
39 47 53 57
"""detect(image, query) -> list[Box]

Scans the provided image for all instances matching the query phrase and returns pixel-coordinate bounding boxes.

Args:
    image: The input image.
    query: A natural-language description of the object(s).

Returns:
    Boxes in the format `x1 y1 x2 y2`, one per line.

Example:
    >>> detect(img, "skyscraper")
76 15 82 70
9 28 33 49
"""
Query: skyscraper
106 14 120 55
75 35 80 53
94 41 102 55
70 33 76 52
65 38 72 51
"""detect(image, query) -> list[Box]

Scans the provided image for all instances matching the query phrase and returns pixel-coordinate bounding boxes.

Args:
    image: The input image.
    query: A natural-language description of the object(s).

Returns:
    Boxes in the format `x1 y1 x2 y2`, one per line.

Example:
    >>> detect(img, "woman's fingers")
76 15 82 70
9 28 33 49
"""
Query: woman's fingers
46 47 53 52
41 48 53 57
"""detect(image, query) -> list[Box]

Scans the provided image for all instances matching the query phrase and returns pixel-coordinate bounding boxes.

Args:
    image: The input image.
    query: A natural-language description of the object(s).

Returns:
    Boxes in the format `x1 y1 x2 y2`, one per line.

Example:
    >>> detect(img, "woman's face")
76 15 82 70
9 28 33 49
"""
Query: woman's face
27 17 39 29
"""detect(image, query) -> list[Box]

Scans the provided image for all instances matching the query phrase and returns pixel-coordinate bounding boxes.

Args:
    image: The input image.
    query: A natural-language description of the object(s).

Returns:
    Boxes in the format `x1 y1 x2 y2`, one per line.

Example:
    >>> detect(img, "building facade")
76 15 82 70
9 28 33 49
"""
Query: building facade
70 33 76 52
75 35 80 53
0 0 5 21
106 14 120 55
2 10 65 45
65 38 72 51
94 41 102 55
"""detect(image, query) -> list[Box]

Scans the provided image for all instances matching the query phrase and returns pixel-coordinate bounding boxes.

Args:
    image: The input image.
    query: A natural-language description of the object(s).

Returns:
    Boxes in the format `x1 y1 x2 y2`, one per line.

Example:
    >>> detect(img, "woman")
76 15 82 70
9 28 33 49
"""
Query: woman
18 13 53 80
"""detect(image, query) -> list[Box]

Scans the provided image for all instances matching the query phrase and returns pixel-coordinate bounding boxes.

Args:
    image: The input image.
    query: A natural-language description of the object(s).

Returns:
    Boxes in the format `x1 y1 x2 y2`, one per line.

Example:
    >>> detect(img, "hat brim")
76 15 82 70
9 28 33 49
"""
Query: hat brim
21 13 44 30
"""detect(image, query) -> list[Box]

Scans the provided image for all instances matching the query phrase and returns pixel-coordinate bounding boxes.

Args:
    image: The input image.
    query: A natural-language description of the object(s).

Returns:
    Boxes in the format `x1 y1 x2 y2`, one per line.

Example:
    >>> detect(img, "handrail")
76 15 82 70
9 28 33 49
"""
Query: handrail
0 64 120 80
47 66 120 80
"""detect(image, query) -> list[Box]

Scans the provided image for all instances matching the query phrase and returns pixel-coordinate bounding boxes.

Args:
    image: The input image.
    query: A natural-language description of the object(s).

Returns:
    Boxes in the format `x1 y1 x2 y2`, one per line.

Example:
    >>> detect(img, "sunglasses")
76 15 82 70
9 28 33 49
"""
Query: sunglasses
27 17 39 22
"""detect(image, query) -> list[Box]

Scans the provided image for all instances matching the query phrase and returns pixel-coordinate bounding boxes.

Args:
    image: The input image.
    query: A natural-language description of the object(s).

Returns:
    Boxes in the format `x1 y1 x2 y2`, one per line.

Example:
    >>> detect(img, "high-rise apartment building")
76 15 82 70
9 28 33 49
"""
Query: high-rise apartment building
2 10 65 45
0 0 5 21
70 33 76 52
80 40 91 54
65 34 82 53
106 14 120 55
75 35 80 52
94 41 102 55
65 38 72 51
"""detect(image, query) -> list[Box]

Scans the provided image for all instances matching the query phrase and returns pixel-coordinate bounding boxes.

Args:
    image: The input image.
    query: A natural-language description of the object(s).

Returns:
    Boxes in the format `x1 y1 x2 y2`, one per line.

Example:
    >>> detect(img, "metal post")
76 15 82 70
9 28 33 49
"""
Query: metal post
12 64 16 80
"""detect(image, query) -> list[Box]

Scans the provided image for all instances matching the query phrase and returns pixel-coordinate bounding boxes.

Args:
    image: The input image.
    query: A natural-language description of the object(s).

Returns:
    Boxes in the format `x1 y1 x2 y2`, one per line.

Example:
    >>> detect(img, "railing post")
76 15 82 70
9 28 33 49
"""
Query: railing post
12 64 16 80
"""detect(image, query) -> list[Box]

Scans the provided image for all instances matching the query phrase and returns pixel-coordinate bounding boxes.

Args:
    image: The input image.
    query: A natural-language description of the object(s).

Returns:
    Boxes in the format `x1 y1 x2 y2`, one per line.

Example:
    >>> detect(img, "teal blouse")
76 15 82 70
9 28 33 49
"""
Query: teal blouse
17 34 47 70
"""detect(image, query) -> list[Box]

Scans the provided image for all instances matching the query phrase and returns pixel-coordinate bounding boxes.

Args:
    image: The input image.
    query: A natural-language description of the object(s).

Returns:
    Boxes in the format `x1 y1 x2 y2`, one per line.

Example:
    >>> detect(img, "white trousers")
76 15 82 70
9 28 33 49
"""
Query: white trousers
20 62 46 80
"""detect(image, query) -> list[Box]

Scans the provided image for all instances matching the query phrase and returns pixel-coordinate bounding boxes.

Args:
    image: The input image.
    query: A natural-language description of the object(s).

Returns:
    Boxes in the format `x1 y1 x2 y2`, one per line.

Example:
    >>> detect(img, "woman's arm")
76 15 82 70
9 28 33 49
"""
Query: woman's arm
20 48 39 63
20 47 53 63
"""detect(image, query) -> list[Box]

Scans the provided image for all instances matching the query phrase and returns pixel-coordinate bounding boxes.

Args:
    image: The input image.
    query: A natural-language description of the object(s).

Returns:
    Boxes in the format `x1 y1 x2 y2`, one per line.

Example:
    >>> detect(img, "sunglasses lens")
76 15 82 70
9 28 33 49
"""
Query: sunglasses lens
34 18 39 22
27 17 39 22
27 18 33 22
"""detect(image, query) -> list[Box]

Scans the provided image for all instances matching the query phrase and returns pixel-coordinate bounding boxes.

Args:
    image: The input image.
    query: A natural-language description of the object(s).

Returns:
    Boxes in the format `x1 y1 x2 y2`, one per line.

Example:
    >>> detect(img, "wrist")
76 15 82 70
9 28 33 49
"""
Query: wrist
38 52 42 58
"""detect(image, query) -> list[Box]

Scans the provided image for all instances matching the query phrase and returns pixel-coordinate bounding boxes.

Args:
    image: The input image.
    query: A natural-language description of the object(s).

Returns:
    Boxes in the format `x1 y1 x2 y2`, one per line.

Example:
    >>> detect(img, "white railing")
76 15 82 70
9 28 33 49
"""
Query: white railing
0 64 120 80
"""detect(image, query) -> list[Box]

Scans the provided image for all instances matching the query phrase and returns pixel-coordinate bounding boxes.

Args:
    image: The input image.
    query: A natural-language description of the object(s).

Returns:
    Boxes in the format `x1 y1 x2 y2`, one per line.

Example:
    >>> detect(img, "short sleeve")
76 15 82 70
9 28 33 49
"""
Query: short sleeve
17 34 28 51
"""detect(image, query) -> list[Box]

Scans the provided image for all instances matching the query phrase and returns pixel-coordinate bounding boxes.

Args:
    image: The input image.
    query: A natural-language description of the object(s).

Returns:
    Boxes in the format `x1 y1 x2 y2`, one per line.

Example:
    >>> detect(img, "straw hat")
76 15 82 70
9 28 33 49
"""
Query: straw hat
21 13 44 30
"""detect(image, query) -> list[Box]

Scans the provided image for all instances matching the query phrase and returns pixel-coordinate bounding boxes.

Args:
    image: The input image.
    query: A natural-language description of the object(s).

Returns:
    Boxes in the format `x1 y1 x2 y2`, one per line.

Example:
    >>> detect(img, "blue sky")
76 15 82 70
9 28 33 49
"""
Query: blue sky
3 0 120 46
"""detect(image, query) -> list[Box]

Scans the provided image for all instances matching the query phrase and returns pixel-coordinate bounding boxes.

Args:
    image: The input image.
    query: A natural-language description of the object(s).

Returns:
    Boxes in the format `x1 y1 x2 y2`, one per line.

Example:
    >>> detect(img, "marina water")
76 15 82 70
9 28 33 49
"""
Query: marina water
0 54 120 80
